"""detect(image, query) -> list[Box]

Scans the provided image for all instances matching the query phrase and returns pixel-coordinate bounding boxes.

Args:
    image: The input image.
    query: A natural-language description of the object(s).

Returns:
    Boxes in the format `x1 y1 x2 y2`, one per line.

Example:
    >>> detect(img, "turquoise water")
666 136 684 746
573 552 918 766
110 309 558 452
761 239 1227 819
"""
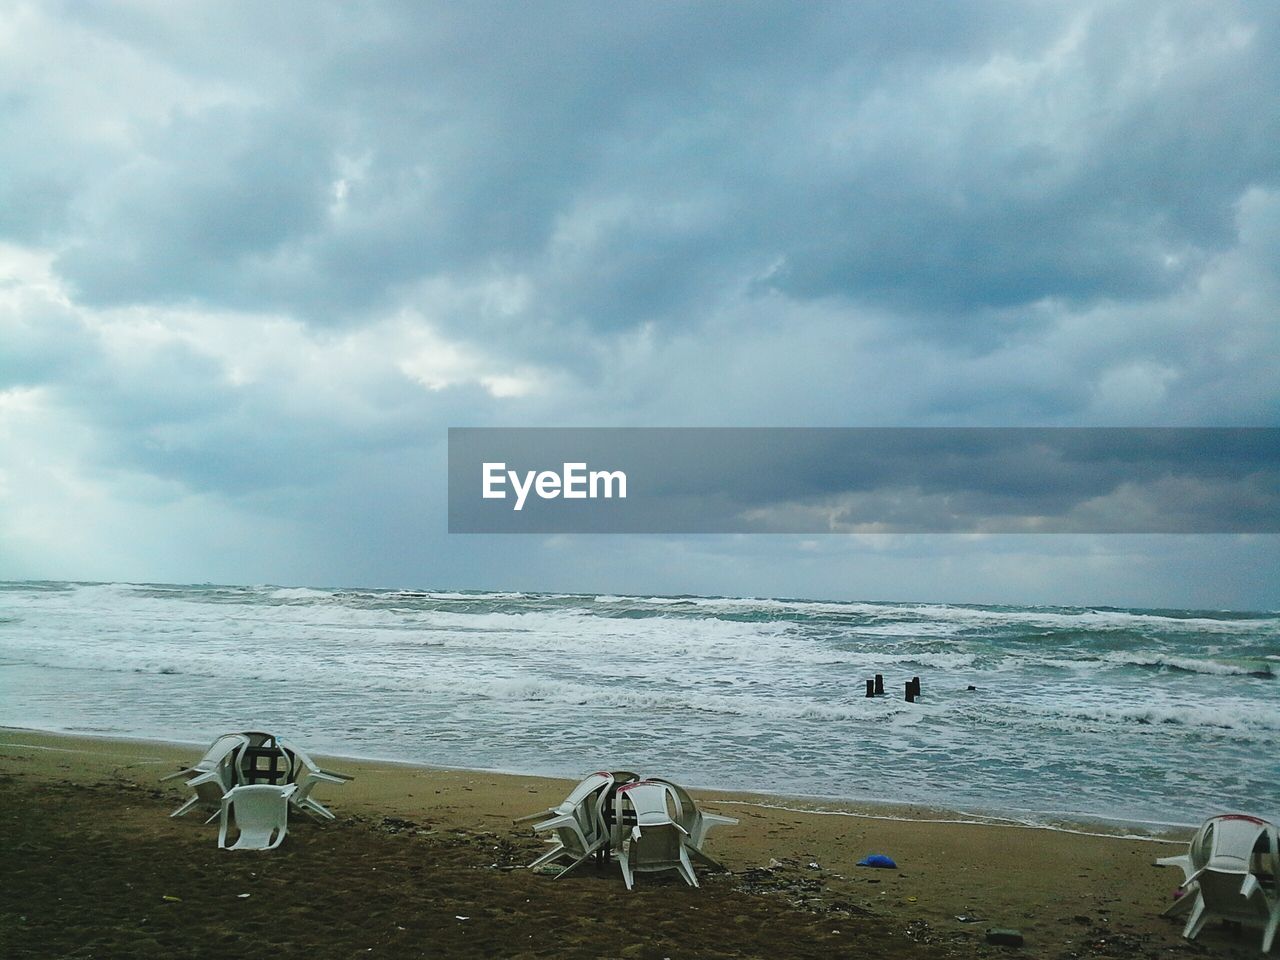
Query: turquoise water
0 580 1276 826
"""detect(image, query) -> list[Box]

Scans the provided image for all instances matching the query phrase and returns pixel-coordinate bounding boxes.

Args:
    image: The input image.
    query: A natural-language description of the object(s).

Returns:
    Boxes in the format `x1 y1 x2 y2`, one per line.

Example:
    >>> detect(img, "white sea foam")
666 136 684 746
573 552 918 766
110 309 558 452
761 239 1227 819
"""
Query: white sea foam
268 586 335 600
1100 651 1274 677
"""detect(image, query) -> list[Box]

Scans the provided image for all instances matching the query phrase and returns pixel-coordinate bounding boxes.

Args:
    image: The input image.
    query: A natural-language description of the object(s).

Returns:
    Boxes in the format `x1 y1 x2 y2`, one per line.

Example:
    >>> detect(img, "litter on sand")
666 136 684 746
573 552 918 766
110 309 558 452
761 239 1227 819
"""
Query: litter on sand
857 854 897 869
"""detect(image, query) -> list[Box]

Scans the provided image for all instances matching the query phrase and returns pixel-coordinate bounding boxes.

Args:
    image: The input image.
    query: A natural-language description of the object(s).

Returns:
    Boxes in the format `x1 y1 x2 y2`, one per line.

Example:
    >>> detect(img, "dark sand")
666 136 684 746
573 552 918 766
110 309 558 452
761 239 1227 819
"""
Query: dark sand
0 728 1262 959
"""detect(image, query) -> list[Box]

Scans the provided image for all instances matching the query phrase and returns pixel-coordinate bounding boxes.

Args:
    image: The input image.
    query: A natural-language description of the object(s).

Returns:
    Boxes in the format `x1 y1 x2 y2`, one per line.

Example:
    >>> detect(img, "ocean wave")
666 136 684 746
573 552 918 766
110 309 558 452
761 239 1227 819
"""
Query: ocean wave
814 651 979 670
267 586 335 601
594 595 689 605
414 591 533 601
1100 652 1274 678
0 581 75 593
587 593 1279 635
1005 699 1280 741
1085 702 1280 735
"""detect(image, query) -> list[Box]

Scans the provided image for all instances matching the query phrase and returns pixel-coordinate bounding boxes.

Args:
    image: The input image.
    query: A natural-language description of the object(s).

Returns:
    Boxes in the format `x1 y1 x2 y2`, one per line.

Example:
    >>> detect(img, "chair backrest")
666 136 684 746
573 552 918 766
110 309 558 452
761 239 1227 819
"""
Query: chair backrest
648 777 697 835
559 773 613 843
184 734 249 785
1202 815 1272 873
221 784 293 850
201 734 249 765
562 772 613 809
619 781 682 827
239 744 291 785
616 782 685 865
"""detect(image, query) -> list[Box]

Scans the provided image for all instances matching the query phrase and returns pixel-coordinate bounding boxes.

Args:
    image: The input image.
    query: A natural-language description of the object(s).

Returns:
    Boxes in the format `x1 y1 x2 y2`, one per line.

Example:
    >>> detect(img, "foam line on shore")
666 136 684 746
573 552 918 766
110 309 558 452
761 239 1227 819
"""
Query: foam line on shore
0 740 165 762
704 798 1189 844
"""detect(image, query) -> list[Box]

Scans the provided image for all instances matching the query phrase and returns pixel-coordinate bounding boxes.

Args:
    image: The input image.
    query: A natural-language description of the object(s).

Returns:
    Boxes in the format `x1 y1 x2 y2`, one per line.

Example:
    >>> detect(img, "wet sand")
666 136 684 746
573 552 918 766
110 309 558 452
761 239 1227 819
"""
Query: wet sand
0 727 1259 959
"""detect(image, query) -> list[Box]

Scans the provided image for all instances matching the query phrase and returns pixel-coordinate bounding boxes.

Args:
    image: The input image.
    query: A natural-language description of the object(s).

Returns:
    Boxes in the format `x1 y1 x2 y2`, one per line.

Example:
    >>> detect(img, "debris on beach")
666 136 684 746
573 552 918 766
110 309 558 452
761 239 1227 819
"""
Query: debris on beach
985 928 1025 947
378 816 422 834
857 854 897 868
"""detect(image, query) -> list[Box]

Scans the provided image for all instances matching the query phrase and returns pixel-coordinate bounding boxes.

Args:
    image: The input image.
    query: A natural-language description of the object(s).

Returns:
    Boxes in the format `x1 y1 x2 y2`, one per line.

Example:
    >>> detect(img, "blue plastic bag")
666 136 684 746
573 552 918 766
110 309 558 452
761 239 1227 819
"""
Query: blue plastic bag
857 854 897 868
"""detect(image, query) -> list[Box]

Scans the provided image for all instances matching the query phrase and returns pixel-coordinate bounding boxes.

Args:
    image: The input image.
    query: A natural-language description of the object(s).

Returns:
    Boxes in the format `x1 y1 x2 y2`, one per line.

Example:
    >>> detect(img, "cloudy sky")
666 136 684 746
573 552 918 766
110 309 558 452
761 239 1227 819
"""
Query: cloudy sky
1 1 1277 608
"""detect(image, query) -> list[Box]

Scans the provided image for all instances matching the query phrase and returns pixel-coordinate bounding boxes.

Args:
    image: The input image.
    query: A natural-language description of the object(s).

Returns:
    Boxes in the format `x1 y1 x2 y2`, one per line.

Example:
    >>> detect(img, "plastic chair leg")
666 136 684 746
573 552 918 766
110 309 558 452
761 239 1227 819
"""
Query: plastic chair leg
1182 897 1208 941
527 844 566 870
1261 912 1277 953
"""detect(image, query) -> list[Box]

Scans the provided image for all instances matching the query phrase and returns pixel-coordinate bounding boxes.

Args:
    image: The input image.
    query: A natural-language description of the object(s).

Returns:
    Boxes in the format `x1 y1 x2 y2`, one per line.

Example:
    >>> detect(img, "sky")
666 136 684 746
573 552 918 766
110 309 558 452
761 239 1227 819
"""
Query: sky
1 1 1277 609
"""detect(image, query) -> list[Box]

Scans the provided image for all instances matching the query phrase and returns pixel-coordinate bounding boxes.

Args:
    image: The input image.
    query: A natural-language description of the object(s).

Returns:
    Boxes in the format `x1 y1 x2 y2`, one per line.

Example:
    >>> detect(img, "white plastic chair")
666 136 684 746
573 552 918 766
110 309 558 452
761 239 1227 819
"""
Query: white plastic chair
166 734 248 819
1156 817 1216 916
520 772 615 878
614 781 697 890
515 771 612 825
161 733 247 784
218 783 297 851
1168 814 1280 951
648 777 738 869
278 739 353 820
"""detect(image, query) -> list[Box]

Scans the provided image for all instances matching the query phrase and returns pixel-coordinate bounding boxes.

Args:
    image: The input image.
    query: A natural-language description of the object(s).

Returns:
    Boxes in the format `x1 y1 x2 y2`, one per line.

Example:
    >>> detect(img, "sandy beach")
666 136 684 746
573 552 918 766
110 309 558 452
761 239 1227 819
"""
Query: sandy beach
2 726 1261 959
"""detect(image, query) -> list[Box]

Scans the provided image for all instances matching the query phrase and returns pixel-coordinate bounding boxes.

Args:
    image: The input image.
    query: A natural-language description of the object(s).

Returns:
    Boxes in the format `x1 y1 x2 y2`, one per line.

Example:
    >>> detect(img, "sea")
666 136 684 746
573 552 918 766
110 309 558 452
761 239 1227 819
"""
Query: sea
1 580 1276 829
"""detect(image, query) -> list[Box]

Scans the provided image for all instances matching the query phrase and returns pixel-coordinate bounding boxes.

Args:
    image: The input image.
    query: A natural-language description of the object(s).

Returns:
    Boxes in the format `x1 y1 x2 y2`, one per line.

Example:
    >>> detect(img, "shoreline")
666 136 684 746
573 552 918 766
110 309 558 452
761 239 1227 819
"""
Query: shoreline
4 725 1250 958
0 724 1192 841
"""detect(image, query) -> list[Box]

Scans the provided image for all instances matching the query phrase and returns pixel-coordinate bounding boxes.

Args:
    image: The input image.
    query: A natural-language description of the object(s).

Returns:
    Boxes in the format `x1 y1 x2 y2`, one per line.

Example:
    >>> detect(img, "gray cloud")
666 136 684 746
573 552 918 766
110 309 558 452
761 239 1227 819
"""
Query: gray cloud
4 2 1272 335
0 1 1277 606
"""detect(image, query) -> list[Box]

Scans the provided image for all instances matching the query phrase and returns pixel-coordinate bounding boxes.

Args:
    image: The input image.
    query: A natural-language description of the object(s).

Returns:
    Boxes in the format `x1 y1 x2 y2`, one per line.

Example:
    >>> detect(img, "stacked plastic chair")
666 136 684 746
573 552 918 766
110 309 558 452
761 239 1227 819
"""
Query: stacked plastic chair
518 771 620 878
162 730 352 849
518 769 738 889
1157 813 1280 951
162 733 250 820
279 738 354 821
613 780 699 890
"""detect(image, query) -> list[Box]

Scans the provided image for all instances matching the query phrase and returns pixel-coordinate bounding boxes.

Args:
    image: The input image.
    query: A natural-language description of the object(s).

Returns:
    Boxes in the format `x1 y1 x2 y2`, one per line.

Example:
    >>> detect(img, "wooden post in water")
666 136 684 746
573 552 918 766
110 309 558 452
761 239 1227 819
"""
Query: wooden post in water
905 681 915 703
874 674 884 695
865 679 875 698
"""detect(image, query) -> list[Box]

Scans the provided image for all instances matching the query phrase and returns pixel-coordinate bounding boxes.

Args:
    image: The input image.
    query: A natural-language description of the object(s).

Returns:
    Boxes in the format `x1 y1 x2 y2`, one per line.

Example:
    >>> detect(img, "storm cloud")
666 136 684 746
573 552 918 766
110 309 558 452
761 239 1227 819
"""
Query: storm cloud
1 2 1277 606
